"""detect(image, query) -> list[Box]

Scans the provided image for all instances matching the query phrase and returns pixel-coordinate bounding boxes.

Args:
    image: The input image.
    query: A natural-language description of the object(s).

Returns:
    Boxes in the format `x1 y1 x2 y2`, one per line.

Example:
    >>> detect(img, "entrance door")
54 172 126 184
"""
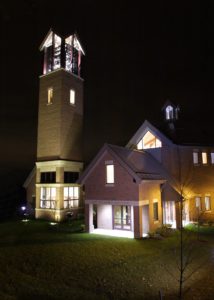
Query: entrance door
163 201 176 228
114 206 131 230
142 205 149 236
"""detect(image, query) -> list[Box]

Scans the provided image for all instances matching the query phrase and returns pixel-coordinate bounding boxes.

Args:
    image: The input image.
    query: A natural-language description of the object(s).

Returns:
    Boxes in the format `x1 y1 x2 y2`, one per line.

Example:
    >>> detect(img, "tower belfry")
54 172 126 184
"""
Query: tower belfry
35 29 85 221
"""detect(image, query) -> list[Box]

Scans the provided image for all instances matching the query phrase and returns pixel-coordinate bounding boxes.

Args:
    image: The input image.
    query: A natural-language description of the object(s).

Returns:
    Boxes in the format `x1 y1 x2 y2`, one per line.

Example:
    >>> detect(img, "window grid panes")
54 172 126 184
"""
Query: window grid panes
40 187 56 209
64 187 79 208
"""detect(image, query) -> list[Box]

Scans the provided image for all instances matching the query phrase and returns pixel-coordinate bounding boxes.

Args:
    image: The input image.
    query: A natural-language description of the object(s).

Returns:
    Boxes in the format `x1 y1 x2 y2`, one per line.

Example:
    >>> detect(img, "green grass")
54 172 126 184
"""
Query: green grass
0 220 213 300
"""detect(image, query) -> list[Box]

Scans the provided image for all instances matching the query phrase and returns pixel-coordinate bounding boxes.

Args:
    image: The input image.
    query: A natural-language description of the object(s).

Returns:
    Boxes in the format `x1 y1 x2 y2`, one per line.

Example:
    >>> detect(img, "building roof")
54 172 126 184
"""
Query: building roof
78 143 167 185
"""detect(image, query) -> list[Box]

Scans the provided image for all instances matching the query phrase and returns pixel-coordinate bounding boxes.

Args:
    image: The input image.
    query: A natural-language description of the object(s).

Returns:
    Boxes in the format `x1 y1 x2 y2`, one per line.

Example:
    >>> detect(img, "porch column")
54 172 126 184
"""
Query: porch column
133 206 142 238
85 203 94 233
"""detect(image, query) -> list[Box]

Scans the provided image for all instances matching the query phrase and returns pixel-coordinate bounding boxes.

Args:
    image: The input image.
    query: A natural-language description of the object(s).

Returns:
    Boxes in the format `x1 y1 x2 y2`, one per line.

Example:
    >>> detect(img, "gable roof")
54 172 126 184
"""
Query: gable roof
126 119 173 149
78 143 166 185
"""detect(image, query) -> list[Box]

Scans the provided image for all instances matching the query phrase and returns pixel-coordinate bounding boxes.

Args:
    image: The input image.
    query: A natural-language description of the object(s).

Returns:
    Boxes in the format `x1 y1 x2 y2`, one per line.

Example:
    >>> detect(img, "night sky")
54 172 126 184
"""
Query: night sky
1 0 214 212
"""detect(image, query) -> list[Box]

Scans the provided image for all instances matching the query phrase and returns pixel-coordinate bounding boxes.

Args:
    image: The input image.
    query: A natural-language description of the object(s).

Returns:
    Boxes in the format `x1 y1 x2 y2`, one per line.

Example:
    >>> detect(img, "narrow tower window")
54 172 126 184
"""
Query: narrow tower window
48 88 53 104
70 89 75 105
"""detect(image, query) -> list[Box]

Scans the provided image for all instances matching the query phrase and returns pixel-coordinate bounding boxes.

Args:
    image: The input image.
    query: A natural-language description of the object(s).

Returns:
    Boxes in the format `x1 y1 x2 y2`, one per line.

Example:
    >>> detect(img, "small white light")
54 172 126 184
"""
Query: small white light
50 222 57 226
22 219 29 223
21 206 26 211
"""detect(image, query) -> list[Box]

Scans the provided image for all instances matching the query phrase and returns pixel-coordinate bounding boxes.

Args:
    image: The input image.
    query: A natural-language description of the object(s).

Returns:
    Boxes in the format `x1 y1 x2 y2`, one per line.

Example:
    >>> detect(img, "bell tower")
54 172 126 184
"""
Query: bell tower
35 29 85 221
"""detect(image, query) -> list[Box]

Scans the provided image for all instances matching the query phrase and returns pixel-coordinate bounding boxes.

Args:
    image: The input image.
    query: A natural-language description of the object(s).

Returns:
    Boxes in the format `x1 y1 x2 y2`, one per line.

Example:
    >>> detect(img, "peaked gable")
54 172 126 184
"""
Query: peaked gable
126 120 173 150
78 144 142 185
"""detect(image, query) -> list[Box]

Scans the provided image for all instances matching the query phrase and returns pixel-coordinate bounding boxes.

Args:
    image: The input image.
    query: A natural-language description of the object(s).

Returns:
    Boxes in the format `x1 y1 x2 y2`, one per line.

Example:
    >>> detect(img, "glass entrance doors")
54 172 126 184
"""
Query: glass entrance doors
163 201 176 228
114 206 131 230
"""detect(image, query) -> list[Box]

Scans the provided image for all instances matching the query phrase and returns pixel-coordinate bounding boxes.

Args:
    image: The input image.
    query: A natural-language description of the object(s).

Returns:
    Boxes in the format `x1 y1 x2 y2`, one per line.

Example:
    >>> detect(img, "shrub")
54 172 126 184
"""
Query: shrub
155 225 173 237
148 231 155 238
208 220 213 227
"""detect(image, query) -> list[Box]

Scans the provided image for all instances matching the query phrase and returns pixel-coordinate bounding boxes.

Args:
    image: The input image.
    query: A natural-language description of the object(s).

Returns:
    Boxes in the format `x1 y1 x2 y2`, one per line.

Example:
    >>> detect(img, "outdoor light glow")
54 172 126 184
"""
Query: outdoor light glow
92 228 134 239
22 219 29 223
50 222 57 226
21 206 26 211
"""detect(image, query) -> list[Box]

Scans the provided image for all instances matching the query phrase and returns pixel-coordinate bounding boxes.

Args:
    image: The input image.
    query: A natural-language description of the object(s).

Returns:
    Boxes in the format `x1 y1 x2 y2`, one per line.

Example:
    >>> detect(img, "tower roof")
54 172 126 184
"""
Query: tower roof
39 28 85 55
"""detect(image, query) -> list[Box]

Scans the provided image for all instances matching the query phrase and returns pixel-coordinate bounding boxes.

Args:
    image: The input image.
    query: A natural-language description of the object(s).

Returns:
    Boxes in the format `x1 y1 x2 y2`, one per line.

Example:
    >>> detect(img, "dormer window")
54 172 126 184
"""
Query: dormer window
137 131 162 150
165 105 174 120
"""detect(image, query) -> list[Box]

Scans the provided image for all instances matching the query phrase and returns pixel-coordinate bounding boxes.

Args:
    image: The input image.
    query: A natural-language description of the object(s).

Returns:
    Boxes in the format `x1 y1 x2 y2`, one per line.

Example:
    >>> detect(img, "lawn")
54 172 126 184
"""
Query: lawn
0 220 213 300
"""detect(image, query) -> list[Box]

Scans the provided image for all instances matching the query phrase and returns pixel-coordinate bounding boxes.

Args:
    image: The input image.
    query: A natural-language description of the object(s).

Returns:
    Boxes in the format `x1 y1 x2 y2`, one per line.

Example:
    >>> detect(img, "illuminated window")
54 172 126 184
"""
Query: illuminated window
138 131 162 149
211 153 214 164
202 152 207 164
48 88 53 104
195 197 201 210
106 164 114 184
40 187 56 209
64 187 79 208
70 89 75 105
153 202 158 221
137 139 143 150
193 152 199 165
205 196 211 211
165 105 174 120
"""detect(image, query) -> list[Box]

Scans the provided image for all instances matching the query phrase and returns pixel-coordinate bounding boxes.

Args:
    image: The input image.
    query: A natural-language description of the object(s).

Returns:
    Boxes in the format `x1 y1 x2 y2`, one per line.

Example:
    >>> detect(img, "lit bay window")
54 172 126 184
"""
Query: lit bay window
70 89 75 105
106 164 114 184
48 87 53 104
40 187 56 209
64 187 79 208
193 152 199 165
202 152 207 165
205 196 211 211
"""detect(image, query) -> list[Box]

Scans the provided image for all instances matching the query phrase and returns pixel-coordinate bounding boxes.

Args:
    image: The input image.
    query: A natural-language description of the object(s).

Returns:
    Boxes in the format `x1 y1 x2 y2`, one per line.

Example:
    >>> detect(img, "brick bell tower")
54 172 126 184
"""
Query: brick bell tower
35 29 85 221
